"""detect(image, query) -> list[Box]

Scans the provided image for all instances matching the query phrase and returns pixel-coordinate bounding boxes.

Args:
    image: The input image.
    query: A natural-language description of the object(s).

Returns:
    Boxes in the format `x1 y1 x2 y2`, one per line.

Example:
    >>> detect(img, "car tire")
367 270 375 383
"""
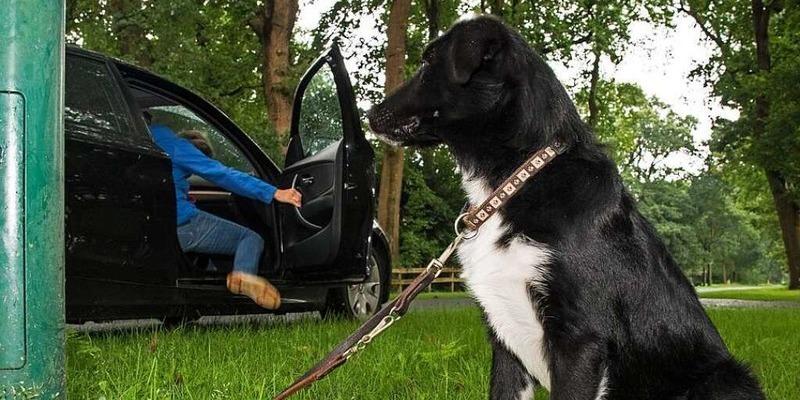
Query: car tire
320 245 390 320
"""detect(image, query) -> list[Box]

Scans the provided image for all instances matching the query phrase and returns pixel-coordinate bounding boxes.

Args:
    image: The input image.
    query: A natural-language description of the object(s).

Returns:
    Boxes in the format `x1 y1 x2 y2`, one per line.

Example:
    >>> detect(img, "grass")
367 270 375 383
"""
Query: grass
410 284 800 302
67 307 800 400
397 290 472 300
697 285 800 302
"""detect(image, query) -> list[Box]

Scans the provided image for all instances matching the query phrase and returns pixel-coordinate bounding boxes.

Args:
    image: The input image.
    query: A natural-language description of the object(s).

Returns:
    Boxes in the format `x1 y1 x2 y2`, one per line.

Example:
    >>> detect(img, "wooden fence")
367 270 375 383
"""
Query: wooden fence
391 267 464 292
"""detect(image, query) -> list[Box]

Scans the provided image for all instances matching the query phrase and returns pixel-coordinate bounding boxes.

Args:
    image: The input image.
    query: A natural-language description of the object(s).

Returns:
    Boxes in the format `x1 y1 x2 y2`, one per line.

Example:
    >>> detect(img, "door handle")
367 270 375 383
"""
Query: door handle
290 174 322 230
300 175 315 186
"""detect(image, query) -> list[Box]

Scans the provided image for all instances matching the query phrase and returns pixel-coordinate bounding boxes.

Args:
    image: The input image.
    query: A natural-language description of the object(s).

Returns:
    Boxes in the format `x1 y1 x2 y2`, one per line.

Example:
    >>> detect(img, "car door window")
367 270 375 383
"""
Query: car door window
65 56 141 146
147 105 256 174
297 64 344 158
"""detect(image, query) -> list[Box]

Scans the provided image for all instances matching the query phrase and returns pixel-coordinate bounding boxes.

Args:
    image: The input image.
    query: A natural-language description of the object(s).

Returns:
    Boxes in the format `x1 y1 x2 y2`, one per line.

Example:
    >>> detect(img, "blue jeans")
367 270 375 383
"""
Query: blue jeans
177 210 264 275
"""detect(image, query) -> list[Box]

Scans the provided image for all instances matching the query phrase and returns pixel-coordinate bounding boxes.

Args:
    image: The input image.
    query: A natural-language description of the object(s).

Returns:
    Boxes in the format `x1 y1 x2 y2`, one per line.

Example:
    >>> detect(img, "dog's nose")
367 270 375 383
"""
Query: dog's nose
366 104 387 134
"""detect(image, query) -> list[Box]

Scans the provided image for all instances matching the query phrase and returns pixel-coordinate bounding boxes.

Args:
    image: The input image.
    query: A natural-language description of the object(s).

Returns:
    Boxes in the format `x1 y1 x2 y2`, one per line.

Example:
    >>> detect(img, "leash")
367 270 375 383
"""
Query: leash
273 140 566 400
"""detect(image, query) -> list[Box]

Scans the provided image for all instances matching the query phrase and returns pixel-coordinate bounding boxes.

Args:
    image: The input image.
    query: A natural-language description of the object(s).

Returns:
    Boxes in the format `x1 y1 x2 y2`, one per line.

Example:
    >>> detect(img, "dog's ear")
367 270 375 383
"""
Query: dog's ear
446 29 501 85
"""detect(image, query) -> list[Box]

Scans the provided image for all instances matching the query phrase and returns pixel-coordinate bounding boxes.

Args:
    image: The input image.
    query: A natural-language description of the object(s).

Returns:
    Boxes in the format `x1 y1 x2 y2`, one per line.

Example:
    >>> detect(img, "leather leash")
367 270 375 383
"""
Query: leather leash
273 140 566 400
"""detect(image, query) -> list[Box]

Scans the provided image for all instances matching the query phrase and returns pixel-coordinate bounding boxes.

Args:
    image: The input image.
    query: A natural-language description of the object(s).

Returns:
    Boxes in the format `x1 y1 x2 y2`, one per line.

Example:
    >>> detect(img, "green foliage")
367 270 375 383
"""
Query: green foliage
66 0 296 161
313 0 390 105
688 174 781 284
679 0 800 287
399 146 464 266
584 79 782 285
64 0 793 284
682 0 799 199
634 179 702 276
296 66 344 156
577 81 697 178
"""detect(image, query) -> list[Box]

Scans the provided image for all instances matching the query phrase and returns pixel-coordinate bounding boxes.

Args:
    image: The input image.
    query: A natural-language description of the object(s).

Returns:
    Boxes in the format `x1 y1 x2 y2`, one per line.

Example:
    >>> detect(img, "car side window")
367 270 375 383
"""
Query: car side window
298 64 344 158
147 105 256 174
65 55 140 145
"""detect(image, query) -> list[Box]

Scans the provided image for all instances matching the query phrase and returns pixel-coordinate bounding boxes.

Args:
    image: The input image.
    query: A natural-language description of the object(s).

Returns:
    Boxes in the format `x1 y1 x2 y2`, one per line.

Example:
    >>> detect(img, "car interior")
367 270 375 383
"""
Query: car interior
126 85 280 281
115 49 369 286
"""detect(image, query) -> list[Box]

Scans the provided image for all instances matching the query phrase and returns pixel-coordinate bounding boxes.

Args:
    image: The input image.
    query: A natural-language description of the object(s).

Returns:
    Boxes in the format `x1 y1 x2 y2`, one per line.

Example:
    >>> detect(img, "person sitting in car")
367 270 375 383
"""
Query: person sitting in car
147 119 301 310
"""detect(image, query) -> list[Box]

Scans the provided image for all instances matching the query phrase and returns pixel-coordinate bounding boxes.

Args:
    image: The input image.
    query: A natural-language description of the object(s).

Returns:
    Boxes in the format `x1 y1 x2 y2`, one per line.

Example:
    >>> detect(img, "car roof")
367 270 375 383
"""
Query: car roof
66 44 174 84
66 44 106 59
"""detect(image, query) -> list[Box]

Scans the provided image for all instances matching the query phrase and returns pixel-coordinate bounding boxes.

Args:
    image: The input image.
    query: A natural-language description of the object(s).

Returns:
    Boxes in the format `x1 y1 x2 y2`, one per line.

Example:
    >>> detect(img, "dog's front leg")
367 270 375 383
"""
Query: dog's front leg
489 330 535 400
548 339 608 400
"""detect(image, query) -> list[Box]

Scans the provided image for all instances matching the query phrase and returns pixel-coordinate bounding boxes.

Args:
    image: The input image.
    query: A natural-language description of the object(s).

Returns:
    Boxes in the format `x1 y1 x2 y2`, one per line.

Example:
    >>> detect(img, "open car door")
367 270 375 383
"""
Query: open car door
277 45 376 282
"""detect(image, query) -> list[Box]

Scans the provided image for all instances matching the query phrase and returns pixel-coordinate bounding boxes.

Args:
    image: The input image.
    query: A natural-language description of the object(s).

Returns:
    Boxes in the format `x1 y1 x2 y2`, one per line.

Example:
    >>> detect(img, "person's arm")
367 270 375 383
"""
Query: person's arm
171 138 277 203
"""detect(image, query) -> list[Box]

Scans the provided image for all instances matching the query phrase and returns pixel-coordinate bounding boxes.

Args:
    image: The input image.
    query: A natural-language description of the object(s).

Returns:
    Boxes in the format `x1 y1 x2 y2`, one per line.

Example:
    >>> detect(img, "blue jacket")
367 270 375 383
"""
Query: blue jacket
149 124 277 225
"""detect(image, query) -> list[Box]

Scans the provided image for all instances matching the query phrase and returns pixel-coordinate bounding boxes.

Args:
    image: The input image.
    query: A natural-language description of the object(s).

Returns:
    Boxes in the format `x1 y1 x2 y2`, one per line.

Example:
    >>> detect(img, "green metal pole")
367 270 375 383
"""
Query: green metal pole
0 1 65 398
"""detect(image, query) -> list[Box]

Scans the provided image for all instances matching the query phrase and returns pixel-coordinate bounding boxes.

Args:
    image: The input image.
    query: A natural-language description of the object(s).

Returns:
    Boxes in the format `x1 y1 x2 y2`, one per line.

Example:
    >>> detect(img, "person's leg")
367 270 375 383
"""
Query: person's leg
232 230 264 275
178 210 263 274
177 210 279 309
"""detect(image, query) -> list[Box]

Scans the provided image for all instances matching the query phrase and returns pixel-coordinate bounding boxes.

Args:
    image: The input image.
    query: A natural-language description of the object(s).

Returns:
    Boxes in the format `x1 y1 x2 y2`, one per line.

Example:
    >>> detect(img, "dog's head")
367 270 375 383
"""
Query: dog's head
368 16 513 146
368 15 586 160
368 16 544 145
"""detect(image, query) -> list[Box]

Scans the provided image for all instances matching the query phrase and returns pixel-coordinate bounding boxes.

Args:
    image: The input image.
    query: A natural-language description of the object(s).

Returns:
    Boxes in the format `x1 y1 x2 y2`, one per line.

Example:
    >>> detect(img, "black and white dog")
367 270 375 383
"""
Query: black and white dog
368 15 764 400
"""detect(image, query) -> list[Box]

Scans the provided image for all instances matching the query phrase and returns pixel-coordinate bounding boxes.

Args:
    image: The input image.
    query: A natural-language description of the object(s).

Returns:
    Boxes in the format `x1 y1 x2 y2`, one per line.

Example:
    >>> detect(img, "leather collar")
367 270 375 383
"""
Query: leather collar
462 140 567 231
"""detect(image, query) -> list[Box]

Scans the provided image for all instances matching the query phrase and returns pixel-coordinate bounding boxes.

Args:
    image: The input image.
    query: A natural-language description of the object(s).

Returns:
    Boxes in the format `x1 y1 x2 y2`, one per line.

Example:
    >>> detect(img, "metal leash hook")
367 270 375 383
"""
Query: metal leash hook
343 309 400 360
454 212 479 240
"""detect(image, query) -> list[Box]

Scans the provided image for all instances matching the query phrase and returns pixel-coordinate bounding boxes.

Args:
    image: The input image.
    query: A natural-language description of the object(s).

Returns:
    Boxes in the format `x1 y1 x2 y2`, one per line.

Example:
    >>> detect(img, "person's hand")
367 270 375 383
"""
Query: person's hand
274 188 302 207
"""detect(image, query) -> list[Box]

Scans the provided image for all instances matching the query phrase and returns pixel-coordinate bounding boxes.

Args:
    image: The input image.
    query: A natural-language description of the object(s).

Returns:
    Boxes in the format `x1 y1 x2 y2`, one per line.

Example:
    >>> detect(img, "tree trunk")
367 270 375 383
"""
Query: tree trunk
249 0 299 152
510 0 518 19
424 0 439 41
377 0 412 264
489 0 504 17
417 0 439 190
751 0 799 289
107 0 154 67
722 263 727 284
766 171 800 289
587 47 601 130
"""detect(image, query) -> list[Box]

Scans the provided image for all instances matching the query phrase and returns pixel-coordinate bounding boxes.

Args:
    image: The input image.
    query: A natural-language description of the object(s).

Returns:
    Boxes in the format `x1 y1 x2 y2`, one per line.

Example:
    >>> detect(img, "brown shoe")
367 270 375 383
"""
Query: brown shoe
226 272 281 310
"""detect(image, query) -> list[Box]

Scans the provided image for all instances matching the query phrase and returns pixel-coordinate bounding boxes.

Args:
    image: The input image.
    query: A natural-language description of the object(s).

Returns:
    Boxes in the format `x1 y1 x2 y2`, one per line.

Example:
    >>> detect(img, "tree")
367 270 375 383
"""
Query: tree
248 0 300 152
577 81 697 181
688 174 775 285
679 0 800 288
66 0 286 159
376 0 413 263
584 81 780 285
490 0 673 131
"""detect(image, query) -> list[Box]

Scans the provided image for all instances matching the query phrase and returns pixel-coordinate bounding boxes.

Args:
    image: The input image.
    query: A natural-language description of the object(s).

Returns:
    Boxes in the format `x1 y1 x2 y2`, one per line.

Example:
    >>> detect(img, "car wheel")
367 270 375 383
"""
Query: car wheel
321 246 390 320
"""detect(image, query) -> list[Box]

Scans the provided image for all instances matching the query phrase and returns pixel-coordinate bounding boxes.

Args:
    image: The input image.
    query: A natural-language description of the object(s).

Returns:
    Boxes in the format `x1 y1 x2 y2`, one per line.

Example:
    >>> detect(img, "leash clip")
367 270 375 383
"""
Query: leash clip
454 213 478 240
344 308 401 360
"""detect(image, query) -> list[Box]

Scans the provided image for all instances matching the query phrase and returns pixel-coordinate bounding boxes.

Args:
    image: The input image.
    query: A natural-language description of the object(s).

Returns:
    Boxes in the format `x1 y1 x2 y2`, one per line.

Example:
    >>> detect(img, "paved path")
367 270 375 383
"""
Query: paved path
694 285 780 293
70 312 320 333
699 298 800 309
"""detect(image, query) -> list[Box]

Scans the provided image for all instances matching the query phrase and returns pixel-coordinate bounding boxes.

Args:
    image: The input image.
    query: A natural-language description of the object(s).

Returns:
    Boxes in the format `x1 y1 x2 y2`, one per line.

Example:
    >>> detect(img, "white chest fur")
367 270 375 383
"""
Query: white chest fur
457 175 553 391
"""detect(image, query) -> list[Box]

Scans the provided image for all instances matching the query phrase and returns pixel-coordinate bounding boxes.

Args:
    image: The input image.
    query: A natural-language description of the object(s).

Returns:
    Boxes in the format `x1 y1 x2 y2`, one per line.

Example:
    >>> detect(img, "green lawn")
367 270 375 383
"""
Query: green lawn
67 307 800 399
697 285 800 302
396 290 472 300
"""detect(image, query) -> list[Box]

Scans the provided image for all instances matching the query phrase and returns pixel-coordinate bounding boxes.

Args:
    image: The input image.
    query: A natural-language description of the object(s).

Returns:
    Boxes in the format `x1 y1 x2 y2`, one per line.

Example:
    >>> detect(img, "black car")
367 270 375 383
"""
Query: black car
64 44 390 323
